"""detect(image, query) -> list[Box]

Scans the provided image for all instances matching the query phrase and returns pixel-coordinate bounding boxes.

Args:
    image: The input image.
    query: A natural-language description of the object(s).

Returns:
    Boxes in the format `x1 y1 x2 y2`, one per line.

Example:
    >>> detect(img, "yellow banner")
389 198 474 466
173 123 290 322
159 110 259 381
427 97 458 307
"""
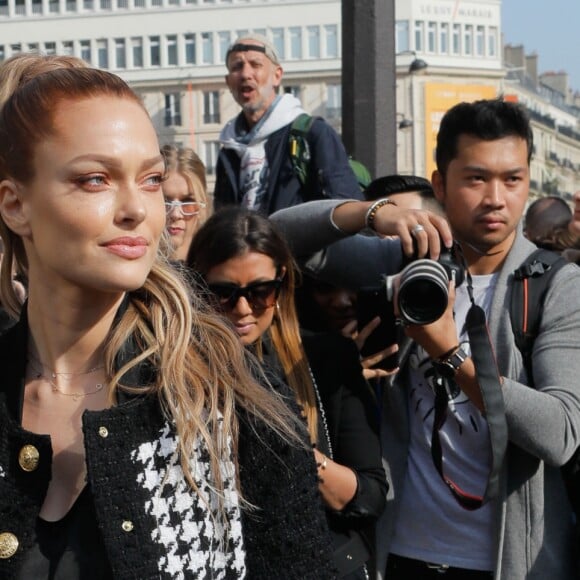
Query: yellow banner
424 83 497 178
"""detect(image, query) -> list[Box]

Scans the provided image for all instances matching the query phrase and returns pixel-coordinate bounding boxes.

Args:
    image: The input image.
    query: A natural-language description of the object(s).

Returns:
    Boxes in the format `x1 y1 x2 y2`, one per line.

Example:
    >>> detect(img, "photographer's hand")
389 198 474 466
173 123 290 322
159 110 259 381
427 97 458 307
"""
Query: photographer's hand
372 207 453 261
396 279 485 412
331 201 453 259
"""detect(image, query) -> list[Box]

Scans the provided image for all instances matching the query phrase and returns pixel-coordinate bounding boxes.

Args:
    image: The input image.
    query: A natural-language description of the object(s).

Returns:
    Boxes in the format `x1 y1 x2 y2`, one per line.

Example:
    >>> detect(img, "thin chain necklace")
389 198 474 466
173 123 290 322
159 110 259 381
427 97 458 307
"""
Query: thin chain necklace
27 351 104 381
27 352 106 401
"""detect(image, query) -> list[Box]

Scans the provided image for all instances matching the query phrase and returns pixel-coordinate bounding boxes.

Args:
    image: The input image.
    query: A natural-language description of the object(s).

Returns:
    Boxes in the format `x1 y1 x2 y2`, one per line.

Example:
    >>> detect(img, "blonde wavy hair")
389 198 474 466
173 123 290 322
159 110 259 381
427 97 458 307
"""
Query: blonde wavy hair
0 62 300 520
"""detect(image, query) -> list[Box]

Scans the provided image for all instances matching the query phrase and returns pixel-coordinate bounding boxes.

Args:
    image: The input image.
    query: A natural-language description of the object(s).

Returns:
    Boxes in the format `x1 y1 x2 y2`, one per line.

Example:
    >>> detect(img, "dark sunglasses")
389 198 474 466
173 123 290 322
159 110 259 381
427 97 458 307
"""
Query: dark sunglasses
207 278 283 311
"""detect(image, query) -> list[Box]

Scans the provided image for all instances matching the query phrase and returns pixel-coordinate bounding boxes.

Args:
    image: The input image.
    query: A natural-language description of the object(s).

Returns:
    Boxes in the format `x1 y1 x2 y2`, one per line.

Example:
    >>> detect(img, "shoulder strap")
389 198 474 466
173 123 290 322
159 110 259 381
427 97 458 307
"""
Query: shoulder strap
289 113 316 188
510 248 567 385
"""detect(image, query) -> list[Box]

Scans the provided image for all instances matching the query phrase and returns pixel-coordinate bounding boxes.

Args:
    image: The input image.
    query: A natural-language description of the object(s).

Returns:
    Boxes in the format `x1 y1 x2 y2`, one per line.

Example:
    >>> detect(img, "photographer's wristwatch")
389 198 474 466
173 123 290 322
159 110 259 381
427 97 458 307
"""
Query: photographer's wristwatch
432 346 468 378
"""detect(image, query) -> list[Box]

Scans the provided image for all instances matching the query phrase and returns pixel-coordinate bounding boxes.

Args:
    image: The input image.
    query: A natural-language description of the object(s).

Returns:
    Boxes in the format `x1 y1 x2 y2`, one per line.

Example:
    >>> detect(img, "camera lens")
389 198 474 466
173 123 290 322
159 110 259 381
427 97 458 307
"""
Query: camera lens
398 260 449 325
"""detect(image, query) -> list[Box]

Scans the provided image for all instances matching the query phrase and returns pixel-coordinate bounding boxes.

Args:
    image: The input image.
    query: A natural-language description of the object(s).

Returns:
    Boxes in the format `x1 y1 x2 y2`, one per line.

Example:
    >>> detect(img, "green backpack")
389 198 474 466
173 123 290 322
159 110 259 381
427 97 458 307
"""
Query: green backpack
288 113 371 194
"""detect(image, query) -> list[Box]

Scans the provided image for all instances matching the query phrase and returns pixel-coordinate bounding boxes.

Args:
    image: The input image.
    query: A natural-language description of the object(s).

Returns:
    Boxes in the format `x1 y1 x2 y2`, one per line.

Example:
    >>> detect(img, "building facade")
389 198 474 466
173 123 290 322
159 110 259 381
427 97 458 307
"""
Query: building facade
1 0 578 199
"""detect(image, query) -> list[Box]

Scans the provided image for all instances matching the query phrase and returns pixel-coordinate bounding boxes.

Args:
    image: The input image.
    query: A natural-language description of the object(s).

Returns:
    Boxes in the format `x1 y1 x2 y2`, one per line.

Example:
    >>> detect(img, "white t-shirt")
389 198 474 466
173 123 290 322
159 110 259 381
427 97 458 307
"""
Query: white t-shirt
390 273 498 571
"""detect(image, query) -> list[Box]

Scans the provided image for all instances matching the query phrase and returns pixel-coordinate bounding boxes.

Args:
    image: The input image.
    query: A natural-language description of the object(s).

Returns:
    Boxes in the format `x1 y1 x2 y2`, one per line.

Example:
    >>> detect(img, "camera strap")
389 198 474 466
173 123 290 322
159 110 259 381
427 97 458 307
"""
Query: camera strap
431 270 508 510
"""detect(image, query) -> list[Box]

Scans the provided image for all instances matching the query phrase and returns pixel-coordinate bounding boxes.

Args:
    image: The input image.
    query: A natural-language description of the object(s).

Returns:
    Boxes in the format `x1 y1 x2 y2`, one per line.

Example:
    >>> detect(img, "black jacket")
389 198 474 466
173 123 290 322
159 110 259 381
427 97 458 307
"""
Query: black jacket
0 311 336 579
213 116 364 215
260 331 387 577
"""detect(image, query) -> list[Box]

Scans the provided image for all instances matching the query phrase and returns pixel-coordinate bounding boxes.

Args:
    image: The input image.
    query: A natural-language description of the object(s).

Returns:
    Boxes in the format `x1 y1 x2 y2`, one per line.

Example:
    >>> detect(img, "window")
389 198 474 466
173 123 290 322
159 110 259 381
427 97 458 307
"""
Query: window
132 37 143 67
11 43 22 55
307 26 320 58
289 27 302 59
439 23 448 54
324 24 338 58
117 0 129 8
32 0 42 13
15 0 25 15
115 38 126 68
66 0 76 12
48 0 59 13
0 0 7 16
27 42 39 52
164 93 182 126
284 85 300 99
62 41 74 55
96 39 108 68
83 0 93 10
464 24 473 56
452 23 460 55
203 91 220 124
427 22 436 53
201 32 213 64
272 28 285 60
395 20 409 53
80 40 91 63
203 141 220 175
167 35 178 66
218 31 231 63
44 42 56 55
488 26 498 57
326 84 341 119
150 36 160 66
414 21 424 52
476 26 484 57
185 34 196 64
99 0 111 9
0 45 4 62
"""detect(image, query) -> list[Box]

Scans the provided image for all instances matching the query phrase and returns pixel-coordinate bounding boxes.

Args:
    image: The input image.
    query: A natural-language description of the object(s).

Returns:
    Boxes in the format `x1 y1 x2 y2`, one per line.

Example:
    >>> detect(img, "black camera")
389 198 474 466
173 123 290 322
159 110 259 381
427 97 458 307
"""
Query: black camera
384 242 465 326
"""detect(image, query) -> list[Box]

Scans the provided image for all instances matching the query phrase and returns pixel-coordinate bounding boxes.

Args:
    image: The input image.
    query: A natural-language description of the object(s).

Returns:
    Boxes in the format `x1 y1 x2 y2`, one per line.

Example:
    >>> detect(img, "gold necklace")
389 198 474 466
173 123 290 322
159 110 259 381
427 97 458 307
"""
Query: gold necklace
49 378 105 401
27 351 104 381
27 353 106 401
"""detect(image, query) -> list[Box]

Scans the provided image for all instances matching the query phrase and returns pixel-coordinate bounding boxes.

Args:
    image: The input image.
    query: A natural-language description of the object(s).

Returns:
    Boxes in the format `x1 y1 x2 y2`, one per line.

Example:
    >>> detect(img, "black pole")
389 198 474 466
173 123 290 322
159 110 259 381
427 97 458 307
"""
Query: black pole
342 0 396 178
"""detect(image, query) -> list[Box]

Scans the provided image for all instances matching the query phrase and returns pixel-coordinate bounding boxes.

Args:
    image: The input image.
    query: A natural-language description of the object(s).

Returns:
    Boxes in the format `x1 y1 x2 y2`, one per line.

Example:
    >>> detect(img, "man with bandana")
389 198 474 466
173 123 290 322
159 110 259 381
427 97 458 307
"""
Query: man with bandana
214 33 364 215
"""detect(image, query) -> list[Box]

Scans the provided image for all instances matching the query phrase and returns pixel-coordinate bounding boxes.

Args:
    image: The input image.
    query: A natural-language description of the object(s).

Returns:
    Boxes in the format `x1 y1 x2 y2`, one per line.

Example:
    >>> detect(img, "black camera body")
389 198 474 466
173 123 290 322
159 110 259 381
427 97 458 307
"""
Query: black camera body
387 241 465 326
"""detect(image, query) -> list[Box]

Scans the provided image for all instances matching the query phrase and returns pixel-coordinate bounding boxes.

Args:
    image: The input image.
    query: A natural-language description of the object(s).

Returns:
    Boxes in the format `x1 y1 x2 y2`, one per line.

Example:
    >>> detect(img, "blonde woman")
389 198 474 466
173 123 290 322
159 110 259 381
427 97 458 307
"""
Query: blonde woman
162 144 209 262
0 58 334 578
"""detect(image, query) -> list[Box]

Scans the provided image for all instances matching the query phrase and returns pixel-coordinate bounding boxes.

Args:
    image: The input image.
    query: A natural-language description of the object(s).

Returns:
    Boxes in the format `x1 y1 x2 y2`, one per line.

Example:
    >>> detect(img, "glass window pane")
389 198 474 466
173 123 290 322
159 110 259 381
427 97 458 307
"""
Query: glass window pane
150 36 160 66
324 24 337 58
167 34 178 66
115 38 126 68
202 32 213 64
272 27 284 60
185 33 196 64
307 26 320 58
132 37 143 67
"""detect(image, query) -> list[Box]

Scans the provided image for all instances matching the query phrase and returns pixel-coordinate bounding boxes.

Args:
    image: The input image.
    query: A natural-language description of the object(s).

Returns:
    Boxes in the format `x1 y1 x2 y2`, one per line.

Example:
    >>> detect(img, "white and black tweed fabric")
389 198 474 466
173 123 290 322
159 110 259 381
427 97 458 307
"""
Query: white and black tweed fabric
130 418 246 579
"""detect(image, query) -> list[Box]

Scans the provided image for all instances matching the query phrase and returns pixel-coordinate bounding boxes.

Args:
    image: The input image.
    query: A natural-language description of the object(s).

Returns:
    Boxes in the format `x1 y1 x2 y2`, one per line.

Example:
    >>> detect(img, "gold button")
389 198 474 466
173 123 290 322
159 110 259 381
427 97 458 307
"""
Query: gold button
121 520 134 532
18 444 40 472
98 426 109 438
0 532 18 559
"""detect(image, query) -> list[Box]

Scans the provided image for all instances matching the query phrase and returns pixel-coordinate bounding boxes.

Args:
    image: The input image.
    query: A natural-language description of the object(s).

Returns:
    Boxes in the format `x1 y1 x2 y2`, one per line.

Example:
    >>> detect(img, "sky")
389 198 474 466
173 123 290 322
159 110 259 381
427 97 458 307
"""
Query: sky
501 0 580 94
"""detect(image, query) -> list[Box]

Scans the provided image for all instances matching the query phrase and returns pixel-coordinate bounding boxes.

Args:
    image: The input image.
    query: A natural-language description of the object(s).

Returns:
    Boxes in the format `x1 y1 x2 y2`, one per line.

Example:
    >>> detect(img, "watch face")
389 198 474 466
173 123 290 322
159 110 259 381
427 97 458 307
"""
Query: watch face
433 361 456 379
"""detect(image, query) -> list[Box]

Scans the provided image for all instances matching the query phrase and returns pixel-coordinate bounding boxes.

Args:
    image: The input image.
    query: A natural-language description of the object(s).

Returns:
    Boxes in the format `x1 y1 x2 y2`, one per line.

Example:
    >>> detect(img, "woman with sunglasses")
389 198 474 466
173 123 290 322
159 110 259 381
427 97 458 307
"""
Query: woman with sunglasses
187 207 387 579
162 144 209 262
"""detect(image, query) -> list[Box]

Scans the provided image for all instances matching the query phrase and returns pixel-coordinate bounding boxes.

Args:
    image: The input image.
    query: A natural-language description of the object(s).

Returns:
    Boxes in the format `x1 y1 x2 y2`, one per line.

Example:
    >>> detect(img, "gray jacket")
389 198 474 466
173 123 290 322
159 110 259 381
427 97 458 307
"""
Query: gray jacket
271 200 580 579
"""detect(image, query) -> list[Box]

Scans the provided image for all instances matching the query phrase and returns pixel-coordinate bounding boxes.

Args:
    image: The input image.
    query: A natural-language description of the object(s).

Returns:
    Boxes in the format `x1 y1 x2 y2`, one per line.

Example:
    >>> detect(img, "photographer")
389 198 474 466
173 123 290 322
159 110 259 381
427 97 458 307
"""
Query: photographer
273 99 580 580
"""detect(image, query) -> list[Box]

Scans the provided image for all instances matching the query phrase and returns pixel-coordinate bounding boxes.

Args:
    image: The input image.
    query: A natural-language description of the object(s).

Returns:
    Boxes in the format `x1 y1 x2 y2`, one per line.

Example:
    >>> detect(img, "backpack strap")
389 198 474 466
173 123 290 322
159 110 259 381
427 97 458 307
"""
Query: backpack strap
289 113 316 189
510 248 567 385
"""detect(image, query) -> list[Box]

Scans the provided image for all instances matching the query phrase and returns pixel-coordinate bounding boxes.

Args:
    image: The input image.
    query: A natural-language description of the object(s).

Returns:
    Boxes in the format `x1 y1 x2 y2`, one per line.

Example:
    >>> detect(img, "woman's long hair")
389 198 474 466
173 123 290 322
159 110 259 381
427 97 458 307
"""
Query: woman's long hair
187 207 319 443
0 63 299 522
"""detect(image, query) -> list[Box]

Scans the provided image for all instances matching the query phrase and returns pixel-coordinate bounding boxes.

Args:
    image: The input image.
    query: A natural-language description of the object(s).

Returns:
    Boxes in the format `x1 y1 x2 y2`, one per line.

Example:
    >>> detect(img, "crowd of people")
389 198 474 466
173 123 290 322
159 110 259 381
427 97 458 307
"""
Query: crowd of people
0 33 580 580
